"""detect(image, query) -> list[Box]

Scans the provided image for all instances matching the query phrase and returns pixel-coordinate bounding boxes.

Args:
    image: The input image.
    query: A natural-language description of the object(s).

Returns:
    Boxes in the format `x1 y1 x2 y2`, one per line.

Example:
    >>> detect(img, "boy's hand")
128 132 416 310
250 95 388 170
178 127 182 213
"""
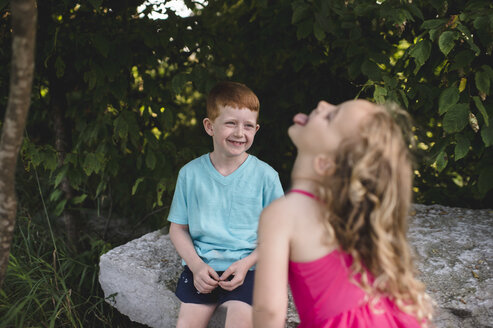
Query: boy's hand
218 258 250 291
190 262 220 294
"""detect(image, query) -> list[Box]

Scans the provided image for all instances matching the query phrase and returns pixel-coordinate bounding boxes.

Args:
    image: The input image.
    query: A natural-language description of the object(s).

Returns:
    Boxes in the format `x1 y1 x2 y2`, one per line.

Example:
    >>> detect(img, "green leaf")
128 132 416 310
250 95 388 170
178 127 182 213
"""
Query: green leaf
292 3 310 24
457 23 480 55
83 153 101 176
436 151 448 173
438 86 460 115
54 166 69 188
428 138 449 164
171 73 188 94
156 181 166 207
420 18 447 30
313 23 326 41
473 96 489 126
450 50 475 71
93 34 110 58
409 39 431 69
478 166 493 195
55 56 65 78
361 59 381 81
373 85 387 104
146 151 156 170
113 115 128 139
454 134 470 161
475 70 490 95
49 189 63 202
406 3 424 20
481 65 493 79
95 180 107 198
72 194 88 205
443 103 469 133
54 199 68 217
42 150 57 172
398 90 409 108
296 19 313 40
132 177 145 195
481 118 493 147
438 31 459 56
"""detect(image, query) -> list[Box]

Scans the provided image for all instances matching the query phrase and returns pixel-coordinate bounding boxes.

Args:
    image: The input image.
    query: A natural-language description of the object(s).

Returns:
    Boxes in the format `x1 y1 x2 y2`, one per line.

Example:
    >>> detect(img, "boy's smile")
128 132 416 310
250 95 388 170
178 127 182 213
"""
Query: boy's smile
203 105 260 160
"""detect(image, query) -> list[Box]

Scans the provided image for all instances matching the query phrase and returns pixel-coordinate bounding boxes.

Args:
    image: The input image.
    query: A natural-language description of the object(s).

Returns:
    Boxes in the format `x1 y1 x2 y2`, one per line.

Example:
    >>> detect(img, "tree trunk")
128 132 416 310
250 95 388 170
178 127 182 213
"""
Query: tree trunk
0 0 37 287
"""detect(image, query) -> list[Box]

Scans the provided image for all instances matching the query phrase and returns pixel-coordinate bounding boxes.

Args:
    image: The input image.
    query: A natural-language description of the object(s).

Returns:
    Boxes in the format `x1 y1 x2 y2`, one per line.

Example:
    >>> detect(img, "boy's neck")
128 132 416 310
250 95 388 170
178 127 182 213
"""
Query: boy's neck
209 152 249 176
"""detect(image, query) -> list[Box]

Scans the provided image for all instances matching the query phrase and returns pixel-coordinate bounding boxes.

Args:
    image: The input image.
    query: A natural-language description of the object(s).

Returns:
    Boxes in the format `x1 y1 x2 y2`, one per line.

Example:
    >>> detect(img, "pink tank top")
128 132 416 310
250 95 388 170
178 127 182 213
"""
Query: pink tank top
288 250 423 327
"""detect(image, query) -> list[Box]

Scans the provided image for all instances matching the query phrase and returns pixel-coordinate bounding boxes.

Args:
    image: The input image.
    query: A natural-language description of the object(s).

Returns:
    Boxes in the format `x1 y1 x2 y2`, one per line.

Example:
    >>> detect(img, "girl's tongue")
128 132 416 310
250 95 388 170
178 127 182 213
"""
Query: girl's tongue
293 113 308 126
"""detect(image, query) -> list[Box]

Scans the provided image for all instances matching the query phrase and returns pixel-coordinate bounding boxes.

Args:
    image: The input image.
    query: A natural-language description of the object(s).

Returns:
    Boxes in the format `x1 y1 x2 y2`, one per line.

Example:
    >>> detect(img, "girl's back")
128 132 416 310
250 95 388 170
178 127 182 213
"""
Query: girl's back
284 192 422 327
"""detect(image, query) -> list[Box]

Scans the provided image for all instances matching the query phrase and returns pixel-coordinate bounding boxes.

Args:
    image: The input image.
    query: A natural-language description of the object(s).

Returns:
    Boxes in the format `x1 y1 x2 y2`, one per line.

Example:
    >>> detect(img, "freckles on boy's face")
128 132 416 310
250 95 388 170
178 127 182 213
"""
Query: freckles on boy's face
207 105 260 158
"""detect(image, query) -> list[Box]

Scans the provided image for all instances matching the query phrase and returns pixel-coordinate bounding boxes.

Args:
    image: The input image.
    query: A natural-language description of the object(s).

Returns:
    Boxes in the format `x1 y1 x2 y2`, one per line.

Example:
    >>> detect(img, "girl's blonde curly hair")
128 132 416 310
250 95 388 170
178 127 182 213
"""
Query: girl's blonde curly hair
320 102 434 324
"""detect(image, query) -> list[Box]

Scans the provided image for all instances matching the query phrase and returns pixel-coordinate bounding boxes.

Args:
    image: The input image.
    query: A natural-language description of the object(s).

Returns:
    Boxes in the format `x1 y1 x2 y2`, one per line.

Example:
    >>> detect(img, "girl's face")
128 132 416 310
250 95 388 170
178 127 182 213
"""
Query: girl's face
288 100 376 157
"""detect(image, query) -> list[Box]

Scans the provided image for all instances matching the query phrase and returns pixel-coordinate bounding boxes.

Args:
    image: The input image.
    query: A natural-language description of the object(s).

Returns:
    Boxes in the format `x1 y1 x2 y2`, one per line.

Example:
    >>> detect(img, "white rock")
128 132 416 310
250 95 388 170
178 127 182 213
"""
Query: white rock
99 204 493 327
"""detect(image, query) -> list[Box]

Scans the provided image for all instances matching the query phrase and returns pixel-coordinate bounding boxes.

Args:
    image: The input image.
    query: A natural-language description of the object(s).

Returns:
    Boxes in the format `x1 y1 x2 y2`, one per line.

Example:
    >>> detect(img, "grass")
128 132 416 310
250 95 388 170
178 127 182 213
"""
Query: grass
0 213 149 328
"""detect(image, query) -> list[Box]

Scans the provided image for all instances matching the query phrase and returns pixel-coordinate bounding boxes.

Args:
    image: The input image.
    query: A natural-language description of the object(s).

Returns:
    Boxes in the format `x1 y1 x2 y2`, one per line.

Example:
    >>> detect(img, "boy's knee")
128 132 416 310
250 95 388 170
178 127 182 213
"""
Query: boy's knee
177 303 216 328
223 301 253 328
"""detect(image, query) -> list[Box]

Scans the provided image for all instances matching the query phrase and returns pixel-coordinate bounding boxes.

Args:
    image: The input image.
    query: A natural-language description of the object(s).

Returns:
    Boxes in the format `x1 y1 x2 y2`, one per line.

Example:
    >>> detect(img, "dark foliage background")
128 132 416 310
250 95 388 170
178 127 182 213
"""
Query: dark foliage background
0 0 492 326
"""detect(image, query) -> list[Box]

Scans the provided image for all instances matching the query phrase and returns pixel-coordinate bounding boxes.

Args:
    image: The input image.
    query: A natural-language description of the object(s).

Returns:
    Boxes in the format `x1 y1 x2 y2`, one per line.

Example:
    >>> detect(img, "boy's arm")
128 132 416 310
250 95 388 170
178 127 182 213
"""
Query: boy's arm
169 222 219 293
253 199 290 327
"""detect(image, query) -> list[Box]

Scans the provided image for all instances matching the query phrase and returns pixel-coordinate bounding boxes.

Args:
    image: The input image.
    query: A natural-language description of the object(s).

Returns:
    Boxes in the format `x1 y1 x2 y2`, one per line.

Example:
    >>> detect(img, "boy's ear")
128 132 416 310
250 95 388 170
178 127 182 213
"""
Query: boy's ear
255 124 260 132
203 118 214 136
313 154 335 176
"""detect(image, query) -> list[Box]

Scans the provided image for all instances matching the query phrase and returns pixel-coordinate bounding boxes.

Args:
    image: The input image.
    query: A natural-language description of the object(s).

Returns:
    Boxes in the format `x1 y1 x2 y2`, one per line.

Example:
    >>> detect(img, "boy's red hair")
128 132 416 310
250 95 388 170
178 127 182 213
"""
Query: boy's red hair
206 81 259 121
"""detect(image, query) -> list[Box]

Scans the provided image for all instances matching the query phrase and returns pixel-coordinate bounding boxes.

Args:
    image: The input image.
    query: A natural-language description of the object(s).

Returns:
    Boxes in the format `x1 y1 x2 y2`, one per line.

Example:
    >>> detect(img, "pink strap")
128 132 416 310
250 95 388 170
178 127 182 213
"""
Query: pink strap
289 189 321 201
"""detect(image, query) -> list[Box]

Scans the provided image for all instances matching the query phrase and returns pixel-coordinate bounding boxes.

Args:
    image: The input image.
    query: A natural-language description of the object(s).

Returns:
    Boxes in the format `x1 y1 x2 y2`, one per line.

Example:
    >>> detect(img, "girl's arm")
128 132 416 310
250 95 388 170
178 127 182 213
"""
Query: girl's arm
169 222 219 293
253 199 291 328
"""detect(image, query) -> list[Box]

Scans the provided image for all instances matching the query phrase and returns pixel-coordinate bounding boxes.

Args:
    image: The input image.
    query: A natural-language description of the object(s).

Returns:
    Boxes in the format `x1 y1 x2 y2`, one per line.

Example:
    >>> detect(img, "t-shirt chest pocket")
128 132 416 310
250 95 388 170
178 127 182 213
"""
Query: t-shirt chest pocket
229 196 262 229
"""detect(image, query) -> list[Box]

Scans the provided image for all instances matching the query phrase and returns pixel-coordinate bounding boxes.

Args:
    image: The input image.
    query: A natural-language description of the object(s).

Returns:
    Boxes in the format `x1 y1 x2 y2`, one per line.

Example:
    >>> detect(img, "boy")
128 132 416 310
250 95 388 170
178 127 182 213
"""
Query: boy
168 81 284 328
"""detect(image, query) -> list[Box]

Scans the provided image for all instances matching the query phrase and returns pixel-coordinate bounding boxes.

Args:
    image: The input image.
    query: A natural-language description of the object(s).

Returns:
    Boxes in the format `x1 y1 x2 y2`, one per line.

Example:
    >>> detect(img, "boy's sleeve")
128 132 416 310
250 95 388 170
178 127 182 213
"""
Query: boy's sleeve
167 169 188 225
262 172 284 208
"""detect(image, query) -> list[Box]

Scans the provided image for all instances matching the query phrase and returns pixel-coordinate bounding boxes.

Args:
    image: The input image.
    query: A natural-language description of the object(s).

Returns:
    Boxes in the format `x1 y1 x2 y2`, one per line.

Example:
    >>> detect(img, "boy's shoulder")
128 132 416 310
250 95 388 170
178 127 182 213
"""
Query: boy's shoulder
179 154 208 173
247 155 278 174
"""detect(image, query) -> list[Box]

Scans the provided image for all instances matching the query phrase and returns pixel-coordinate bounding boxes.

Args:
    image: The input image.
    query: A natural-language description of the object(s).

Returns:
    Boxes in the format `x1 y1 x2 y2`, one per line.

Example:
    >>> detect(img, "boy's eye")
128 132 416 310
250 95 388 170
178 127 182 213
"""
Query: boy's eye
226 122 235 126
245 124 254 129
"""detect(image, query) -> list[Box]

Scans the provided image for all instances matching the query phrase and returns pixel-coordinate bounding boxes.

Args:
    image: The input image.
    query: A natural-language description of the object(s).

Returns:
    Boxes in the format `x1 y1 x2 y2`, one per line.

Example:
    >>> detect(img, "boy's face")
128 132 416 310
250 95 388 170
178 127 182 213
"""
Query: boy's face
203 105 259 159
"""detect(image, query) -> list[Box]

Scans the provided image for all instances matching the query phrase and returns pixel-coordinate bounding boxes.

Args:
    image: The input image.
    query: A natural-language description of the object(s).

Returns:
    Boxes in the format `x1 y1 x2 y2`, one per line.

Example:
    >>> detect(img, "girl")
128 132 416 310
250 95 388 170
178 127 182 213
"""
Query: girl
253 100 433 327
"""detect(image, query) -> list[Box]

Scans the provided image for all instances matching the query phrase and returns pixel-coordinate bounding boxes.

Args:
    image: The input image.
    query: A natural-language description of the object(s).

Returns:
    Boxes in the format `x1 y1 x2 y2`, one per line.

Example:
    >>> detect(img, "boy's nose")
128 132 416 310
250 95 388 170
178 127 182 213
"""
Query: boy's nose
233 125 244 136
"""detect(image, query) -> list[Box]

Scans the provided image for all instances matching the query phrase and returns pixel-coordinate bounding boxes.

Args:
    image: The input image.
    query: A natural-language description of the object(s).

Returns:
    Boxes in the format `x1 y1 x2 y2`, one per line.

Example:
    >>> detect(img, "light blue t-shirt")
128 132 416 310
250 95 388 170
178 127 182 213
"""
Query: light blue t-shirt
167 153 284 271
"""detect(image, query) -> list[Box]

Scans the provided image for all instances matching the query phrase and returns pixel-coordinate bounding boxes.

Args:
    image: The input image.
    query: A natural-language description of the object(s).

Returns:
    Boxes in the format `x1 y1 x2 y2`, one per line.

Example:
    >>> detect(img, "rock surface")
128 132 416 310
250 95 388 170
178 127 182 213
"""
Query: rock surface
99 204 493 327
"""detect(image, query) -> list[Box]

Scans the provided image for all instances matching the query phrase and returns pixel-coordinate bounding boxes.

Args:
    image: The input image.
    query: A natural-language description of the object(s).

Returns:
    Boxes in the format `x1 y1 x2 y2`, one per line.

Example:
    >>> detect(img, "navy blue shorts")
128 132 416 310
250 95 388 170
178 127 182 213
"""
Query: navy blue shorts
175 266 255 306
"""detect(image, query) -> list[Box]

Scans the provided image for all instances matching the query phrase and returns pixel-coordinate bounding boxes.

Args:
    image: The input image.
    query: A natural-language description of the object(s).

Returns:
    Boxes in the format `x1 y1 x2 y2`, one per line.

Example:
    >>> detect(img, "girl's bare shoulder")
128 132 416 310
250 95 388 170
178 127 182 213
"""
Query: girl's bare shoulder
260 194 306 227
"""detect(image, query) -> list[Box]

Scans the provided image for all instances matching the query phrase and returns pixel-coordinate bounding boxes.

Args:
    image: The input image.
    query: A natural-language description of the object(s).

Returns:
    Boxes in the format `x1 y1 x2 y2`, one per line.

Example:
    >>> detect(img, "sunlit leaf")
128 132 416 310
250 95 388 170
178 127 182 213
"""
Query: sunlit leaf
132 177 145 195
